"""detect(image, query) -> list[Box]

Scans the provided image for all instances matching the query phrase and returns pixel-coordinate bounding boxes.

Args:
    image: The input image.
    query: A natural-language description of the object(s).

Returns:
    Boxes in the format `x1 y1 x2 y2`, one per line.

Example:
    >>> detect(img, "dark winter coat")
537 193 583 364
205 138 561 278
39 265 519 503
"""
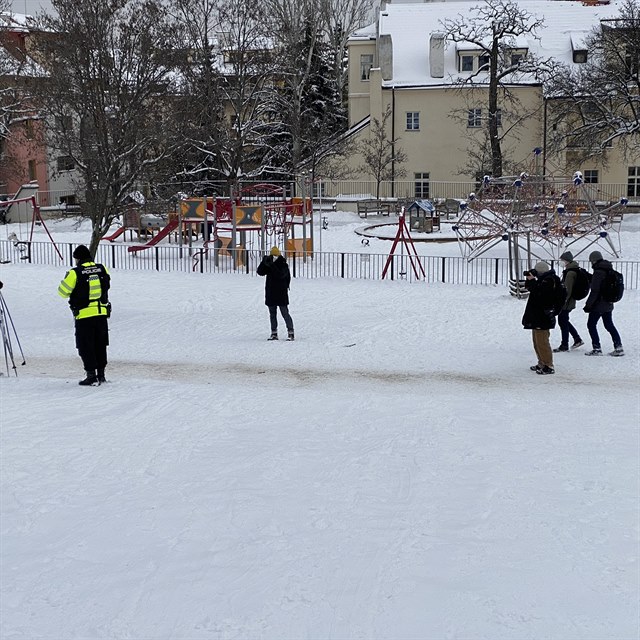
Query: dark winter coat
584 258 614 314
522 269 559 330
561 260 580 312
257 255 291 306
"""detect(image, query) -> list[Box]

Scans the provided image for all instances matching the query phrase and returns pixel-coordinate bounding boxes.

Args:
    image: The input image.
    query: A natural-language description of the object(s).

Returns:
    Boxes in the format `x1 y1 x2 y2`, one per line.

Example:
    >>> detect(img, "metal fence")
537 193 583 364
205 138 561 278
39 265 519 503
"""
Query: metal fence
2 239 639 290
3 180 638 210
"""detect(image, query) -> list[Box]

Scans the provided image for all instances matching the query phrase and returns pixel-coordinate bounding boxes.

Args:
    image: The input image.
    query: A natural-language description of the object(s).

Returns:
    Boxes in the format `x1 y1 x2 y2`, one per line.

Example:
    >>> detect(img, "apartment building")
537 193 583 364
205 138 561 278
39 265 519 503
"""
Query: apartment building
345 0 639 196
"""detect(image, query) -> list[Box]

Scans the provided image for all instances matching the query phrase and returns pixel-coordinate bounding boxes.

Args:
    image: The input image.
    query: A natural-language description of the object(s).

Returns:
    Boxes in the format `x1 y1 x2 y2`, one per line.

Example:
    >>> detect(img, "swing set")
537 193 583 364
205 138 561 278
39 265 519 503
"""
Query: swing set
1 195 64 263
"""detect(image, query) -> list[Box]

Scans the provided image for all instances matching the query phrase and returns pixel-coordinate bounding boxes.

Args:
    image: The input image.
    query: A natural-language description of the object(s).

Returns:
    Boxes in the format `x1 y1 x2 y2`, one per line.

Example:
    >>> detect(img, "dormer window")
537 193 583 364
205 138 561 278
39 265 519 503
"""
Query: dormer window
573 50 588 63
479 54 490 70
571 32 589 65
460 55 474 72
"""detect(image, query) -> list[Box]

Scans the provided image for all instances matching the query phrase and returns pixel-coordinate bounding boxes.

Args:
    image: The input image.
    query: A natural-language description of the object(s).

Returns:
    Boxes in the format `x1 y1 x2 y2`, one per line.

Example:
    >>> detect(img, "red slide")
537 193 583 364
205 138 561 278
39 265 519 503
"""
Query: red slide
102 226 126 242
127 219 179 253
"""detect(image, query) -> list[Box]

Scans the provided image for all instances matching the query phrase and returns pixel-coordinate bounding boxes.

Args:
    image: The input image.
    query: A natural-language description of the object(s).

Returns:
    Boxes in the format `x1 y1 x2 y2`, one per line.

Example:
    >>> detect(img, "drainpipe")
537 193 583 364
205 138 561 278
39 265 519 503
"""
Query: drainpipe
543 97 548 180
391 86 396 198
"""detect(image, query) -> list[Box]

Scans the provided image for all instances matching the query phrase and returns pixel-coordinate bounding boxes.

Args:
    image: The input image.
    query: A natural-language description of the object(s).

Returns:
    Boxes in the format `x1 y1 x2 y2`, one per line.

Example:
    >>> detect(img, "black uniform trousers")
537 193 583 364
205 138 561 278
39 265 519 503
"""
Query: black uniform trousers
75 316 109 373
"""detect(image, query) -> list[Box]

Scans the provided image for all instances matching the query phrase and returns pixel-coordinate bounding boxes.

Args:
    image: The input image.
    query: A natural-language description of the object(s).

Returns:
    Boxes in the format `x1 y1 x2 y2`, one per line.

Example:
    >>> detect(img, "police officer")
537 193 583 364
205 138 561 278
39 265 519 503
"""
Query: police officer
58 245 111 385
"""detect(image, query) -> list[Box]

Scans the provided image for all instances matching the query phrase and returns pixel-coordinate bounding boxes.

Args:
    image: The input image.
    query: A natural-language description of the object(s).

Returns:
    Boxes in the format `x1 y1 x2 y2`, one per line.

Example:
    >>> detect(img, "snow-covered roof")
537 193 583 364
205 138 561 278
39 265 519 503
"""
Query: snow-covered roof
352 0 621 88
0 11 34 32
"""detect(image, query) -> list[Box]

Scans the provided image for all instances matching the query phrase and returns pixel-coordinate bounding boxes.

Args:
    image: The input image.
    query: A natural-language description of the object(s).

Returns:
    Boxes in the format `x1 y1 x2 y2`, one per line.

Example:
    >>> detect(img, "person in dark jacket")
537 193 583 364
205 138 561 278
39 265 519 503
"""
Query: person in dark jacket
583 250 624 356
522 261 559 375
257 246 294 341
554 250 584 352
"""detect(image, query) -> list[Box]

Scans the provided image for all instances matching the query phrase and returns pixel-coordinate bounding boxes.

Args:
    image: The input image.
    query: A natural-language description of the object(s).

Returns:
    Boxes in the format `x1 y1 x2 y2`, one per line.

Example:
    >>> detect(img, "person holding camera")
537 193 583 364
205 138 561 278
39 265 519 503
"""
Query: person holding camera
257 246 294 341
522 261 562 375
58 245 111 385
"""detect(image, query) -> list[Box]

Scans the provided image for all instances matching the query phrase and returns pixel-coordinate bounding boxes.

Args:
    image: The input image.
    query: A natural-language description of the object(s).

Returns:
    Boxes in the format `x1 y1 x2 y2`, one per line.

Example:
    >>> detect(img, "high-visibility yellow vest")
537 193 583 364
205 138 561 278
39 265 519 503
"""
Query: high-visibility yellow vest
58 262 110 319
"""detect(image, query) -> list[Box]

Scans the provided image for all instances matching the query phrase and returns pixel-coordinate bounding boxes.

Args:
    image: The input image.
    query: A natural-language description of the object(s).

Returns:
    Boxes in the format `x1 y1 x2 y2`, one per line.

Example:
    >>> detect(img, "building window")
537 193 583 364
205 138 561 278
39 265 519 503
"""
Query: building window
628 167 640 197
479 54 490 70
24 119 34 140
460 55 474 72
28 160 37 181
511 53 524 66
415 172 430 199
468 108 482 127
406 112 420 131
573 50 588 63
312 181 326 198
360 54 374 81
584 170 599 183
57 155 75 171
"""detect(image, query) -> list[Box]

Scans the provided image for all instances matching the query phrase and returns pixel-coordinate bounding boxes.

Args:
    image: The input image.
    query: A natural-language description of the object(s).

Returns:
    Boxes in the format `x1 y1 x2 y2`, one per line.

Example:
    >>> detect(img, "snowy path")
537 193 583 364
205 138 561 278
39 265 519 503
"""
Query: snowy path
1 265 638 639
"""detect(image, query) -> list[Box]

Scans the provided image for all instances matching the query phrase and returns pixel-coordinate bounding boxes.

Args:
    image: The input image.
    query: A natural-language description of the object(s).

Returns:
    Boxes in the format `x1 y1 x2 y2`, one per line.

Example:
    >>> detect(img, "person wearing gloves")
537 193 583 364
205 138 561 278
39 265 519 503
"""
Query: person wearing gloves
522 261 562 375
257 246 294 341
58 245 111 385
583 250 624 356
554 250 584 352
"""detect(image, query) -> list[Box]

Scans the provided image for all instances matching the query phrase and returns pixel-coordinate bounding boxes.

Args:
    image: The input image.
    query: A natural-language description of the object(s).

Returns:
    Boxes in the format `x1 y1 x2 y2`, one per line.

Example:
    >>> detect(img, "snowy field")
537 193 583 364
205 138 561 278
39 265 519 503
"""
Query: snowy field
1 213 639 639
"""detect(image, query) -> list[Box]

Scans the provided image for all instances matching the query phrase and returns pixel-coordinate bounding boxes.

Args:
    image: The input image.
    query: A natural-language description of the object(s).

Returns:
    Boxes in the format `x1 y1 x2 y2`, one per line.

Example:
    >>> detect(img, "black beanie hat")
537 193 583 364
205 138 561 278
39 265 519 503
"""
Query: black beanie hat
72 245 92 262
560 251 573 262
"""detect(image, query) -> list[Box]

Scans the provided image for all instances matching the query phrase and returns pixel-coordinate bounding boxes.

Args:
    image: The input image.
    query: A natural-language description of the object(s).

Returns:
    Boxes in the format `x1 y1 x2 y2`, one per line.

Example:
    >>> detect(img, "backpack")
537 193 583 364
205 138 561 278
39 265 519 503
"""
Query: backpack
69 263 110 315
565 266 591 301
551 274 567 315
602 268 624 303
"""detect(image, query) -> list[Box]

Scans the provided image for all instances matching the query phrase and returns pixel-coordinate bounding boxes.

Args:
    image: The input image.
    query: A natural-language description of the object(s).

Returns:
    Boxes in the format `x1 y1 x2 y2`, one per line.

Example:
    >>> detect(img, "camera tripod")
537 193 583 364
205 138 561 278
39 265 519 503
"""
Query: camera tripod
0 291 26 376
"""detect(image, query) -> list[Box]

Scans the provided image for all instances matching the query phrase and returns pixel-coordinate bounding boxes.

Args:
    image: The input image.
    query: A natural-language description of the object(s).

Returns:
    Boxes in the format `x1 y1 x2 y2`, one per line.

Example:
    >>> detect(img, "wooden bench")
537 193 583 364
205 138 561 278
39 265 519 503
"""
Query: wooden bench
356 200 394 218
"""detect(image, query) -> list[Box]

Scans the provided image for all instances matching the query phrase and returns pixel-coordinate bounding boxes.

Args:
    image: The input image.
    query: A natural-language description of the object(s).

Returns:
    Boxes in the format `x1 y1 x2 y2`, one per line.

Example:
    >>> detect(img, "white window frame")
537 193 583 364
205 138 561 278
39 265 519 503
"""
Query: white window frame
360 54 374 81
467 108 482 128
460 55 474 72
628 166 640 197
414 172 430 199
584 169 599 184
406 112 420 131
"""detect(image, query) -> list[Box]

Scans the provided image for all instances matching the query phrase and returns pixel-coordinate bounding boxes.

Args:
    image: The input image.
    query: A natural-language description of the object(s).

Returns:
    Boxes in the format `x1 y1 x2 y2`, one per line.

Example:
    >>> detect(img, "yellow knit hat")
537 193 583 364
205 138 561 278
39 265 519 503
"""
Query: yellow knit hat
270 246 281 256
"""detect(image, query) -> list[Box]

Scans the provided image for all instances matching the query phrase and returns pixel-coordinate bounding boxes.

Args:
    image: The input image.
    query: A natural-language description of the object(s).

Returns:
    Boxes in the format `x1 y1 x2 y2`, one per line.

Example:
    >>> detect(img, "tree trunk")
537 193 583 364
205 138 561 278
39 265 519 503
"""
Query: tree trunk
489 43 503 178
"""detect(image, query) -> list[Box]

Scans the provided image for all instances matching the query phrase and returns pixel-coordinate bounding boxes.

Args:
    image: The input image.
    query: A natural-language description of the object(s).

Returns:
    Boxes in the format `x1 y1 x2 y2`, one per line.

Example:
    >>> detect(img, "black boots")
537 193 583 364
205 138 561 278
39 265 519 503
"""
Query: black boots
79 370 99 386
79 368 106 385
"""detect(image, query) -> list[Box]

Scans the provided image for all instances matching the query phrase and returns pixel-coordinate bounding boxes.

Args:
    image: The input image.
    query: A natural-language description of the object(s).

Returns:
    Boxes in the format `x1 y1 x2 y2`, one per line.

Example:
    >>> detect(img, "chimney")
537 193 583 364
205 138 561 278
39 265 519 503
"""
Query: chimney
430 32 445 78
379 34 393 81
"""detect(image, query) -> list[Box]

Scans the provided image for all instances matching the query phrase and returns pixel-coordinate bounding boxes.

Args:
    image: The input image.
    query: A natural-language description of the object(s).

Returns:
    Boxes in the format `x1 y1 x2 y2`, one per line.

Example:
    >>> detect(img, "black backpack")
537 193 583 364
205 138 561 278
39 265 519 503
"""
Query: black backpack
565 266 591 301
602 268 624 303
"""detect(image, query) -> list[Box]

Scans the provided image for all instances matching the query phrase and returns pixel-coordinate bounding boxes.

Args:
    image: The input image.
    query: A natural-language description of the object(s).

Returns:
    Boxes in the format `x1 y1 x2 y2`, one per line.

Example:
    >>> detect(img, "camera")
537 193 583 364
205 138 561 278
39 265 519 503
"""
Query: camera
523 268 537 278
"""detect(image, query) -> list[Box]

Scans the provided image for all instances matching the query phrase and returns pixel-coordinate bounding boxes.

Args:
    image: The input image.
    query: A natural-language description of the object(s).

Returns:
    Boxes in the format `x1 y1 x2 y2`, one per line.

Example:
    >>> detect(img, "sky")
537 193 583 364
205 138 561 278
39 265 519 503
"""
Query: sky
9 0 51 16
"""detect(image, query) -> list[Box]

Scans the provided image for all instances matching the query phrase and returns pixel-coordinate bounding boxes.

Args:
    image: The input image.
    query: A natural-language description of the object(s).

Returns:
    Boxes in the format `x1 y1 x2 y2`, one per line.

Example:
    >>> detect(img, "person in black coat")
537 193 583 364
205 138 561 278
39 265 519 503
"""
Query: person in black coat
583 250 624 356
257 246 294 340
522 261 559 375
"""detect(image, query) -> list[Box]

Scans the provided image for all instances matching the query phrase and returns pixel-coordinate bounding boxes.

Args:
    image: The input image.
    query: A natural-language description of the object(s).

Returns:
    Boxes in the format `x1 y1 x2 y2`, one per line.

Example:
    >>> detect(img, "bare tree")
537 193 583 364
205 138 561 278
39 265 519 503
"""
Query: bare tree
31 0 184 256
318 0 371 106
0 4 34 164
358 105 406 204
546 0 640 162
442 0 557 178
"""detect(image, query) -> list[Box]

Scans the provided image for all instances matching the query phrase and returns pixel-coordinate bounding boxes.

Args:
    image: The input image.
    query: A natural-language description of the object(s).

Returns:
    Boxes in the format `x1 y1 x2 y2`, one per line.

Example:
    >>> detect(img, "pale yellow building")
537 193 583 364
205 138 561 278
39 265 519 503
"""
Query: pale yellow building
343 0 639 199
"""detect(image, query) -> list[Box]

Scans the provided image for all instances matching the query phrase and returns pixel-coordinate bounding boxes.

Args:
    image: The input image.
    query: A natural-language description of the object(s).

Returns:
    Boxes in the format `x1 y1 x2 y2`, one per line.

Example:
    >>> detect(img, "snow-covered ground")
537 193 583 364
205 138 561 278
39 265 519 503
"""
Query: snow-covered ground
0 213 639 639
